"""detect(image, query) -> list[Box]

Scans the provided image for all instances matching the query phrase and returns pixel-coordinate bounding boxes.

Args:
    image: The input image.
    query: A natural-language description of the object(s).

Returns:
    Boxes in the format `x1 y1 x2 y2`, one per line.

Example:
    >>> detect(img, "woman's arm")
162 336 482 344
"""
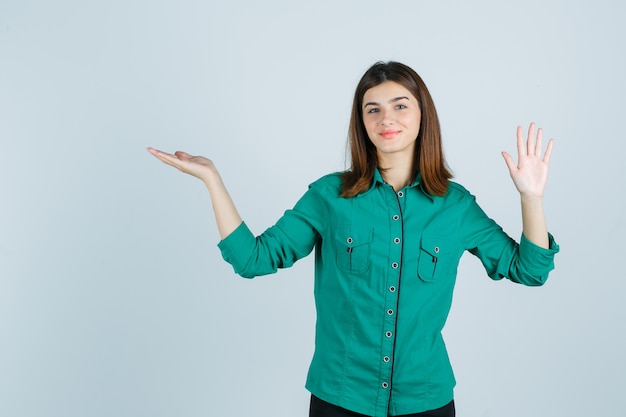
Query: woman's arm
501 123 554 249
147 148 242 239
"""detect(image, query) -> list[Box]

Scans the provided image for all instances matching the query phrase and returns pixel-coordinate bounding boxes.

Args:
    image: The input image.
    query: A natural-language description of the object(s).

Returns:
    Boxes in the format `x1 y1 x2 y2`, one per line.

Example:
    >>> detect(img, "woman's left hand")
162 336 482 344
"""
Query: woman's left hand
502 122 554 199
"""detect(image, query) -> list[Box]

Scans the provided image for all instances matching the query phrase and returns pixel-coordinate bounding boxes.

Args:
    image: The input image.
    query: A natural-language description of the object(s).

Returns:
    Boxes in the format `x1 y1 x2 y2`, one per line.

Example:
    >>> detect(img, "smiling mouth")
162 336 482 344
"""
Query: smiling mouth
380 130 400 139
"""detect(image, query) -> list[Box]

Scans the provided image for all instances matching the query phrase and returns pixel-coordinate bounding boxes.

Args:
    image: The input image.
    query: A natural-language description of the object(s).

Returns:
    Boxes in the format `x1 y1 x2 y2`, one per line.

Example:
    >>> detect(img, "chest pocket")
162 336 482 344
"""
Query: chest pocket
335 226 373 274
417 234 452 283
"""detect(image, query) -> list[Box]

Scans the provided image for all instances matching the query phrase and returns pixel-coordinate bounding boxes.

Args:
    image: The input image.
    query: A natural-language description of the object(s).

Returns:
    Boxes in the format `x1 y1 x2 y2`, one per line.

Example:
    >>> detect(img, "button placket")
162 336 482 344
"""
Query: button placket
381 246 397 371
380 185 404 397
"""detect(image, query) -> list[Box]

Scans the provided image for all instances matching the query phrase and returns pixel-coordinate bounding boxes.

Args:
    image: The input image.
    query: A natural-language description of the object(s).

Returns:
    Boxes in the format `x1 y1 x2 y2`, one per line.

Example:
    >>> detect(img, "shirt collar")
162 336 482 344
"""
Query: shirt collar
370 168 434 201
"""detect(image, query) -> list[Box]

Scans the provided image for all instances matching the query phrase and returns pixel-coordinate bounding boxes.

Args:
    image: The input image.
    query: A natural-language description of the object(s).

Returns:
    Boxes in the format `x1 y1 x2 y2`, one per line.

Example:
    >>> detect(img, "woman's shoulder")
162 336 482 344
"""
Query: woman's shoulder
309 171 345 191
446 181 470 195
443 180 476 203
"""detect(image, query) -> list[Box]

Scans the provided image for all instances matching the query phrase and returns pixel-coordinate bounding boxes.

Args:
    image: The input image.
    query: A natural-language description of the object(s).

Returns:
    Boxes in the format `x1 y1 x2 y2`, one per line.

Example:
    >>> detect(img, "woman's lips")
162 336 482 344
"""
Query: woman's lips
380 130 400 139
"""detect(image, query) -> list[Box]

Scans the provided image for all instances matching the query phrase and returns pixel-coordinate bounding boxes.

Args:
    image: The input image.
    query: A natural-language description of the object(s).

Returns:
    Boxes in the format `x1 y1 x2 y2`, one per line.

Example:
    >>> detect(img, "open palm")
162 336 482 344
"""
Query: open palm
502 123 554 199
147 147 217 182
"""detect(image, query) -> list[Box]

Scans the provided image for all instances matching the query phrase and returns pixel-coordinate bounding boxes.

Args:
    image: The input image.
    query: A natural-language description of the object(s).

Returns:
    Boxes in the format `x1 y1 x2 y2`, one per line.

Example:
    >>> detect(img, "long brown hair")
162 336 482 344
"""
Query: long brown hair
340 61 452 197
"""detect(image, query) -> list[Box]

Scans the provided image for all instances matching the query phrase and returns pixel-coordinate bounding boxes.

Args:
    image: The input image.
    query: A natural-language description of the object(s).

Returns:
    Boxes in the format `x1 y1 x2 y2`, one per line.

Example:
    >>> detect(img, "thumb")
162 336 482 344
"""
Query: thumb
174 151 193 159
501 151 517 173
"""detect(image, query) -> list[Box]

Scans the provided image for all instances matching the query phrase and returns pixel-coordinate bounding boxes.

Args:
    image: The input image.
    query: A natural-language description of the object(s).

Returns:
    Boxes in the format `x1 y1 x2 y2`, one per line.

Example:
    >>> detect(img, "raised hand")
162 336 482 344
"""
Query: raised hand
147 147 218 182
501 123 554 199
147 147 242 238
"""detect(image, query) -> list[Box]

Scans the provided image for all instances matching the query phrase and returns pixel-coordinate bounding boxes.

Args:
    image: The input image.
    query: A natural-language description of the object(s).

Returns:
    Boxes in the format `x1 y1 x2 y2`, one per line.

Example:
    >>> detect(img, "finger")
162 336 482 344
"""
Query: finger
147 147 175 159
174 151 193 159
543 138 554 164
149 149 185 169
147 147 162 156
527 122 536 156
516 125 525 161
535 127 543 156
154 153 183 169
501 151 517 174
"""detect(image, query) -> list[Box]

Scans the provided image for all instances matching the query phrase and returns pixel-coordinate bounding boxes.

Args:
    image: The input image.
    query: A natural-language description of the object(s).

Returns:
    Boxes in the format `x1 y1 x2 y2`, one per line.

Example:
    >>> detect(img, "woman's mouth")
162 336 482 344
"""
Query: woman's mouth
380 130 400 139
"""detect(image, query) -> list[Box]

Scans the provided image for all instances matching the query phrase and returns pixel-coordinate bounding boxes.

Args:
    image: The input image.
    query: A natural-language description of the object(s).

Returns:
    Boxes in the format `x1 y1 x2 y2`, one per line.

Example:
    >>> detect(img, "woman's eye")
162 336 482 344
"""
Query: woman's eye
367 108 379 114
396 104 407 110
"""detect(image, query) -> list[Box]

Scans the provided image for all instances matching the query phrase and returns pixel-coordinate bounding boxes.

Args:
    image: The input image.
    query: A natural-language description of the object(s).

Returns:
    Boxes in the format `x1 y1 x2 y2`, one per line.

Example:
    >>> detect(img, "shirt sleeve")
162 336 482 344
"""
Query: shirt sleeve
217 181 329 278
459 193 560 286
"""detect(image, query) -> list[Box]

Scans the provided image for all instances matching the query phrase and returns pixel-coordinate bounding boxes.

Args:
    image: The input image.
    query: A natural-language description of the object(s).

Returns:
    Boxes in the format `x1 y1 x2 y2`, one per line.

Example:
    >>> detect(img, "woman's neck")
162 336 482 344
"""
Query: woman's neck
378 153 414 191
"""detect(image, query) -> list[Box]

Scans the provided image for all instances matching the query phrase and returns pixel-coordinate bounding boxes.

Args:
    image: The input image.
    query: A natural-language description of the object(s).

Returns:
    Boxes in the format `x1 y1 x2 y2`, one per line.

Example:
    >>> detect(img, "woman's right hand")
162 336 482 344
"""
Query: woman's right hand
147 147 218 182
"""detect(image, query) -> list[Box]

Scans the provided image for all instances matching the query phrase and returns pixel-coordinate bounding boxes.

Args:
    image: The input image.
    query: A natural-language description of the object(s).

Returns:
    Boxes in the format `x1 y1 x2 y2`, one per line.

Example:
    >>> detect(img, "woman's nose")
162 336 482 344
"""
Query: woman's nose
380 110 394 125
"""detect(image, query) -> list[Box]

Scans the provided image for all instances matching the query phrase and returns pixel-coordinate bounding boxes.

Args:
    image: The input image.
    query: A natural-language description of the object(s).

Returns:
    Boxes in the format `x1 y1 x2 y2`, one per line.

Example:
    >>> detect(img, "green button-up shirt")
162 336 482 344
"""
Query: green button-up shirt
218 170 559 416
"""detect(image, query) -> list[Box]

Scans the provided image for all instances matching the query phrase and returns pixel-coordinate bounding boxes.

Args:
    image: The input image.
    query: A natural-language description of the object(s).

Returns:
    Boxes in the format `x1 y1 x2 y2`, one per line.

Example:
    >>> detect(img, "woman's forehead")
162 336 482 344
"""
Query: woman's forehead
363 81 417 102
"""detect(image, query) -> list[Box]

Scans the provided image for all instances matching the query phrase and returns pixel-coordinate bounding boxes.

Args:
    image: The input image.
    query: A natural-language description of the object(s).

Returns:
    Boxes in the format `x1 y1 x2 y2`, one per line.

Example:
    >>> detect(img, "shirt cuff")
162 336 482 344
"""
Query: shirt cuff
217 221 256 275
519 232 560 273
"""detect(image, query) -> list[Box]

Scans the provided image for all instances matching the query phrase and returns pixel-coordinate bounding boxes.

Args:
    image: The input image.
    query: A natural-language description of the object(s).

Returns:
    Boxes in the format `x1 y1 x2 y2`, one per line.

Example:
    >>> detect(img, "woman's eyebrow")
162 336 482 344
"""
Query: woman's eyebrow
363 96 410 108
389 96 410 103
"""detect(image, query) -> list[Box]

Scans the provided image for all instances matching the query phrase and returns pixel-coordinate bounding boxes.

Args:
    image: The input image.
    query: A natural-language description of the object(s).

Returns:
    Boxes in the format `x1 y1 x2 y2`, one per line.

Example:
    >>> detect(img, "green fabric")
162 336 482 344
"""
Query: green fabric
218 170 559 416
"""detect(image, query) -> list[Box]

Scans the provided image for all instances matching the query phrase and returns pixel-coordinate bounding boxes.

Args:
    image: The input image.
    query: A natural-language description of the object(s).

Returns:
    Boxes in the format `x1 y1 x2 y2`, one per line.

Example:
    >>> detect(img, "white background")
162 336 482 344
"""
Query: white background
1 1 624 416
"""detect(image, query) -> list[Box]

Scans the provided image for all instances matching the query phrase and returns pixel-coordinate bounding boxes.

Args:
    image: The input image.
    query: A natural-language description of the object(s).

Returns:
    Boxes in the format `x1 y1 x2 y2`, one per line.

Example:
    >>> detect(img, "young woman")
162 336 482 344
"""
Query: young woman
147 61 559 417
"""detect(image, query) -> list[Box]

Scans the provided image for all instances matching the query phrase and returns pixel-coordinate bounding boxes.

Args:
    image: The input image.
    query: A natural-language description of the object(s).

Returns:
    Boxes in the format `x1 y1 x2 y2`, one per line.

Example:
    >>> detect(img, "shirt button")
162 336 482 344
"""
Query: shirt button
346 237 353 244
382 382 389 389
387 309 394 316
383 356 390 363
397 191 404 198
391 262 398 269
393 237 400 244
389 286 396 292
392 215 399 221
434 246 440 253
385 331 393 338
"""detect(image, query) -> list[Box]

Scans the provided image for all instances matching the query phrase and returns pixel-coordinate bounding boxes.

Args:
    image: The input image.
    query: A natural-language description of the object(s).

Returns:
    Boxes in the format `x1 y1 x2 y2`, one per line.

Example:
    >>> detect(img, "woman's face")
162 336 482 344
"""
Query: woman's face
362 81 421 161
